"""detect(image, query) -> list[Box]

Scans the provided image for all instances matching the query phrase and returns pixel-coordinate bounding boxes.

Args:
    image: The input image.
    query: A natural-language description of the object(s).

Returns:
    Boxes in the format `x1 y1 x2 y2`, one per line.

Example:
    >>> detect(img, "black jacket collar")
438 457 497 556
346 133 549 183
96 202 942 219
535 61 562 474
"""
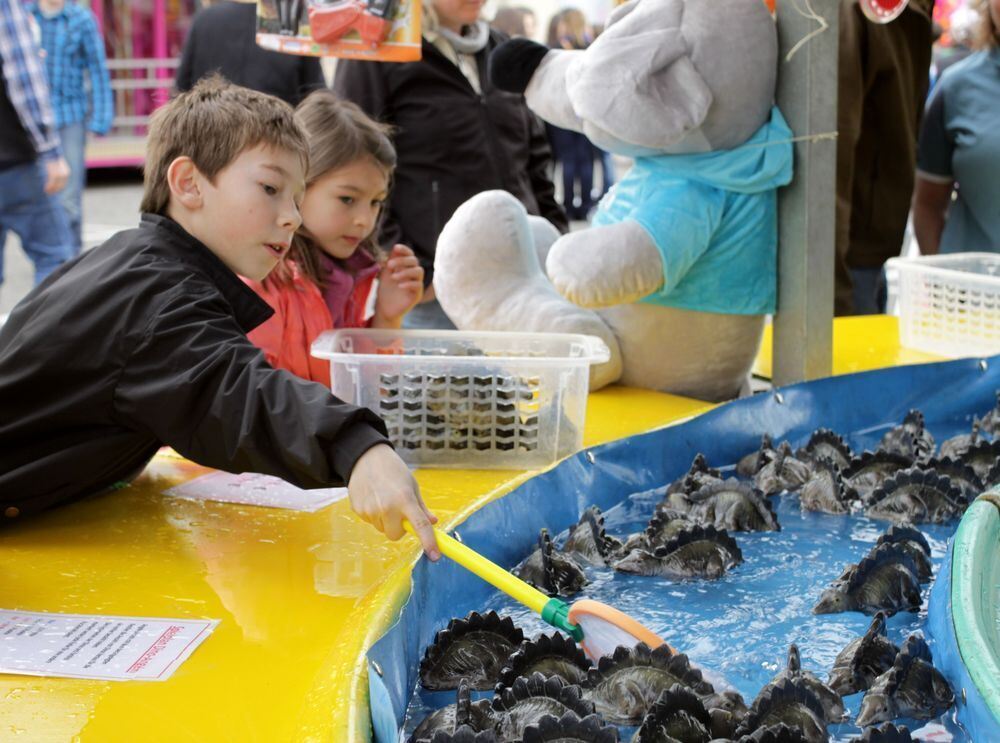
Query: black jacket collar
140 213 274 333
420 29 500 95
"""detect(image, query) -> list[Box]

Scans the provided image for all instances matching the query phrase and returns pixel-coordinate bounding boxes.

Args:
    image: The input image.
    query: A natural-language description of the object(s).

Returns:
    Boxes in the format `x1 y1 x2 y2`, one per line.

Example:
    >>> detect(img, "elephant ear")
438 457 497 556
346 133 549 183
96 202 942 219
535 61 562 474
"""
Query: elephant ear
566 0 712 150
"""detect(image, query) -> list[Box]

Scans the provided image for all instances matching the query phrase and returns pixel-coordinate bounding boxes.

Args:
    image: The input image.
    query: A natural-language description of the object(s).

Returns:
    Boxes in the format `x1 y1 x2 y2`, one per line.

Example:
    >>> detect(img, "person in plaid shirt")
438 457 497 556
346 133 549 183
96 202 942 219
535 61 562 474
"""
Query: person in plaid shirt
0 0 73 295
30 0 113 257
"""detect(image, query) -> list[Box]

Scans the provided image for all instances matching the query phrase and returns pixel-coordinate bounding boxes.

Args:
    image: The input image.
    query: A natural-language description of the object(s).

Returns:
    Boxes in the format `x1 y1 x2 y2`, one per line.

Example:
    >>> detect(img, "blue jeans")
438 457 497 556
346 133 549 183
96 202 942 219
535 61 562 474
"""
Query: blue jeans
549 126 595 219
0 161 74 287
58 121 87 256
850 267 887 315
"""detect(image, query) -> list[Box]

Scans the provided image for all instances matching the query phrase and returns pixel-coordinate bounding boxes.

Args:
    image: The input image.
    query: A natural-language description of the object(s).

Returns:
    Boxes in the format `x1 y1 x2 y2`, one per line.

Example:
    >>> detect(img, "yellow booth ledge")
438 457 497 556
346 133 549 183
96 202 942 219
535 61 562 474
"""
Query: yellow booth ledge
0 316 924 741
753 315 941 379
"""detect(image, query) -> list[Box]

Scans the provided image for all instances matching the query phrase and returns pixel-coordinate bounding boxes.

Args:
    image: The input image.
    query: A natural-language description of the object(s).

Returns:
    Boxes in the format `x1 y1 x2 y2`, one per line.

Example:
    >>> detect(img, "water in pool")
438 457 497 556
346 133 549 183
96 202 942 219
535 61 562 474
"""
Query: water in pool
403 423 975 742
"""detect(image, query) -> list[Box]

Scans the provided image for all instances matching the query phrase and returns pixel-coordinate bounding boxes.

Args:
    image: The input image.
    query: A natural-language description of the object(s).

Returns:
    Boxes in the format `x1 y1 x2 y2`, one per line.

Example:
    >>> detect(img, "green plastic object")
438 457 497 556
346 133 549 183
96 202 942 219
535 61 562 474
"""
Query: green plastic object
951 492 1000 726
541 598 585 642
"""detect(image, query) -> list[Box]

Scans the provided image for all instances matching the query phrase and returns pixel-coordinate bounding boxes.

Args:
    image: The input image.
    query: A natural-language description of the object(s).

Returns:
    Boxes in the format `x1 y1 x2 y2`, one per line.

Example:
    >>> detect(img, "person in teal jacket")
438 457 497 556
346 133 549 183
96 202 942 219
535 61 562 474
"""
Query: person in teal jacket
913 0 1000 255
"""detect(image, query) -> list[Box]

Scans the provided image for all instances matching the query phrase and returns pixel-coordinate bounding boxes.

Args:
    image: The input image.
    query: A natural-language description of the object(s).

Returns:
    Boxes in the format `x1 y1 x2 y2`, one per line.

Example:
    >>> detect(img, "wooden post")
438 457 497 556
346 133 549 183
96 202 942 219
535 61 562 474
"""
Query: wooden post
772 0 838 385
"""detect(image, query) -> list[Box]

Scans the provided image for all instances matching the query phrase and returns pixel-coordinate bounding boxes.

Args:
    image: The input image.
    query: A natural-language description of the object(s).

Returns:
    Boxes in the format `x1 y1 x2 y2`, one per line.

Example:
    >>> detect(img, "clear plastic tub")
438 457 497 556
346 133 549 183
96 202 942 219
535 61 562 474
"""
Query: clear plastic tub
311 329 610 469
886 253 1000 358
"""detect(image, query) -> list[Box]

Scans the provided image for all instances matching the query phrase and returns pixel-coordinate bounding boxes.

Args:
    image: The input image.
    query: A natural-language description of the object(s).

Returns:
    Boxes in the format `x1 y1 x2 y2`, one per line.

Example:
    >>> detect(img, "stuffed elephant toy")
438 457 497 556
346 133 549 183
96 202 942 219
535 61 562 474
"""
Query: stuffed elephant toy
433 0 794 401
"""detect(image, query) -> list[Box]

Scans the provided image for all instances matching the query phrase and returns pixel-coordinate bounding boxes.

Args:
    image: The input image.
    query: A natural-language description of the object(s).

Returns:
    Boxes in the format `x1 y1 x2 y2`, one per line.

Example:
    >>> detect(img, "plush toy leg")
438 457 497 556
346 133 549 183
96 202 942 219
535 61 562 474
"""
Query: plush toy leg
529 215 560 268
600 303 766 402
546 221 665 308
434 190 623 389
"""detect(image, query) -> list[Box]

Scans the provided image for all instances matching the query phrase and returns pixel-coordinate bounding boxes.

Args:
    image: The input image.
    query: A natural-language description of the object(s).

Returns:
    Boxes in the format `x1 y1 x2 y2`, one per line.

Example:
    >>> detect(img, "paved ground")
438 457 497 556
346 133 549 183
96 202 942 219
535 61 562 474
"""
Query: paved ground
0 170 144 317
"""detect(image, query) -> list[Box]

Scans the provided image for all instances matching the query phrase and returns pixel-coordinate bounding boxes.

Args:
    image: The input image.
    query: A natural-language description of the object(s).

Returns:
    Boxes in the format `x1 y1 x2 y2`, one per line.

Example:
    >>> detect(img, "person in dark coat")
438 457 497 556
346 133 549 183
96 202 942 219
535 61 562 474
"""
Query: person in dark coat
835 0 935 315
175 0 324 106
333 0 567 329
0 78 440 560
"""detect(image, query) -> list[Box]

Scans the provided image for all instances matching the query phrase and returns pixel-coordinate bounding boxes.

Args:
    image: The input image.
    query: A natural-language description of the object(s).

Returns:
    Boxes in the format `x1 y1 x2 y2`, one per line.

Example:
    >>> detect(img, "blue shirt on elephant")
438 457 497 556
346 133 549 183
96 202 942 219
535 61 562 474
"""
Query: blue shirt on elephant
593 106 794 315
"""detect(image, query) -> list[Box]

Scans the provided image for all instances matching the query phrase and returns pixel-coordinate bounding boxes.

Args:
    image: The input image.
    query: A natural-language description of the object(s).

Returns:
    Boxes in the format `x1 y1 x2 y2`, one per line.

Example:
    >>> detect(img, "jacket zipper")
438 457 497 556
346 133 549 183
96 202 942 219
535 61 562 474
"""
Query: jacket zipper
425 36 506 187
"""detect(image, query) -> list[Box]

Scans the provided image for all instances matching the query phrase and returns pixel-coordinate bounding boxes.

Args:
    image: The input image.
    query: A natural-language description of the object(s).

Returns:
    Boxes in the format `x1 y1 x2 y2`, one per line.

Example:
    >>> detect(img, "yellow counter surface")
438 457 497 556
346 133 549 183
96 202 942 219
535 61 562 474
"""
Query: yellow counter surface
0 317 928 741
0 388 711 742
753 315 940 379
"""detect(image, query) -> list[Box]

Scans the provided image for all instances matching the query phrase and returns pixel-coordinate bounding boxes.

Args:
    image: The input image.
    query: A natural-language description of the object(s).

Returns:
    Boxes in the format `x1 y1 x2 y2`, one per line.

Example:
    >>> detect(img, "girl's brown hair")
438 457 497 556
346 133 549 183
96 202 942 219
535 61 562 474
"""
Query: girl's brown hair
290 90 396 289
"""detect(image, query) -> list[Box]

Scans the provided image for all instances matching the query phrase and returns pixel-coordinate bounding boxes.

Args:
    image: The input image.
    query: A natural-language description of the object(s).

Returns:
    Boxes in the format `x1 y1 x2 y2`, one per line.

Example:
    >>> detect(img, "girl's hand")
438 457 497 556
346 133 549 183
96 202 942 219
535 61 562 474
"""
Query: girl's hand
373 244 424 328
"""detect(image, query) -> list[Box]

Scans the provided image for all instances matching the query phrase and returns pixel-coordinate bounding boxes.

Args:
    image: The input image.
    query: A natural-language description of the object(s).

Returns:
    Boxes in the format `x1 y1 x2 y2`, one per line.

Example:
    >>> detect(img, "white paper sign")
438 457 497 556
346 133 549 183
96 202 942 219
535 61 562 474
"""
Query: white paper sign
912 723 953 742
0 609 218 682
164 472 347 512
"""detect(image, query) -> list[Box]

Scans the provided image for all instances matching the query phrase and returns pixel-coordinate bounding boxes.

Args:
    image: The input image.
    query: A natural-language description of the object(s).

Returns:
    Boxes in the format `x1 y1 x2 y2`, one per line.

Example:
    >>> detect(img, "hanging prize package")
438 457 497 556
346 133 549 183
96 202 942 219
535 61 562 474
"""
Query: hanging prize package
256 0 422 62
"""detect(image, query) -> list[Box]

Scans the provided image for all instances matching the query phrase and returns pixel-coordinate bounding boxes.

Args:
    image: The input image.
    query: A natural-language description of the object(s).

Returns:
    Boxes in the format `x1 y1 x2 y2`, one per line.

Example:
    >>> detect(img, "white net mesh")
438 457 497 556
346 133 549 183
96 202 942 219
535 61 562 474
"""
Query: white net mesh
574 613 647 662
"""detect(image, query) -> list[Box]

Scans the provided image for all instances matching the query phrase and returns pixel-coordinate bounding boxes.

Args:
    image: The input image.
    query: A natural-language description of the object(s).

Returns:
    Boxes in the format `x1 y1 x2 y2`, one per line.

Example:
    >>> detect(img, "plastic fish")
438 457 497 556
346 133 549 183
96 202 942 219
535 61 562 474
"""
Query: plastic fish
420 611 525 691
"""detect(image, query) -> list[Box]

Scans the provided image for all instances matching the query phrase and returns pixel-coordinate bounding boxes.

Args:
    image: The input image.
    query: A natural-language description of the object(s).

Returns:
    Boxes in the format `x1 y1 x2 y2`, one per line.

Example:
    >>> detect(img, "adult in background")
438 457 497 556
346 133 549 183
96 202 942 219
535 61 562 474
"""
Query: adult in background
0 0 73 296
175 0 324 107
30 0 113 258
334 0 567 329
913 0 1000 254
931 0 979 83
491 6 536 39
835 0 935 315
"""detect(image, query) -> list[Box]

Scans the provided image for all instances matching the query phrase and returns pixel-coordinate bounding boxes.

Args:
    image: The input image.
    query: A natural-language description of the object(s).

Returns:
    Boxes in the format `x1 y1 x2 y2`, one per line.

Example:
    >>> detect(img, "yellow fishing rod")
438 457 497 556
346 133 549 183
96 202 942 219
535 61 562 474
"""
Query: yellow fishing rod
405 521 582 641
404 522 669 660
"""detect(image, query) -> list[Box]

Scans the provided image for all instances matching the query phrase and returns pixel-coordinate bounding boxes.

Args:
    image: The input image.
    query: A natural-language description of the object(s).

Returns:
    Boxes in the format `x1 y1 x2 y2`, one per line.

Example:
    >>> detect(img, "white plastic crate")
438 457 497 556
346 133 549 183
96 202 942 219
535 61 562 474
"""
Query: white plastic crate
887 253 1000 358
311 329 610 469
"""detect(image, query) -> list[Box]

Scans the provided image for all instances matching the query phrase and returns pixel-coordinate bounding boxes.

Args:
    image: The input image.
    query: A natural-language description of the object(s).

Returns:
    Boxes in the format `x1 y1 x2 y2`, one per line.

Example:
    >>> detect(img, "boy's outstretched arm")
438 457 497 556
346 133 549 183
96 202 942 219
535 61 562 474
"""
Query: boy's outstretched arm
348 443 440 561
114 285 440 557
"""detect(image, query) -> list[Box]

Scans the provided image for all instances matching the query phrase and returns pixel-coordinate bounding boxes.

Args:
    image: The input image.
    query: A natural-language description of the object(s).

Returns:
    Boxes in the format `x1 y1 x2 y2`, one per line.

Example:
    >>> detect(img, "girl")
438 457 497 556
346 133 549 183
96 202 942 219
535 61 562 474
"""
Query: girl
245 90 424 385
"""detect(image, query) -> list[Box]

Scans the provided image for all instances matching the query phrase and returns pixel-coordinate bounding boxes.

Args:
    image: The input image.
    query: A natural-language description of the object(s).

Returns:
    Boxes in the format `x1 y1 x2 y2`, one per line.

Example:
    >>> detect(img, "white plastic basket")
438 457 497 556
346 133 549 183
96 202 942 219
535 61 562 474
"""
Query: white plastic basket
311 329 610 469
887 253 1000 358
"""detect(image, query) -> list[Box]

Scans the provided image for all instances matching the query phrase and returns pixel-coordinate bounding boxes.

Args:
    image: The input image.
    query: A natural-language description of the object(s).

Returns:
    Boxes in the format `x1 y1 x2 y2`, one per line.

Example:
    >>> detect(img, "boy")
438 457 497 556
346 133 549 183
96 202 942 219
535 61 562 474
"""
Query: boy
0 78 440 560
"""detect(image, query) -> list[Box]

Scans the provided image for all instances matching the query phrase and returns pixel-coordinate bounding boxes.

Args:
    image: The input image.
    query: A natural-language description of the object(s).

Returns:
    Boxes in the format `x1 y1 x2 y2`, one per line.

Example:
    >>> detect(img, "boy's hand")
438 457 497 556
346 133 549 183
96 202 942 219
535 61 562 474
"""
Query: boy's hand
347 443 440 560
373 245 424 327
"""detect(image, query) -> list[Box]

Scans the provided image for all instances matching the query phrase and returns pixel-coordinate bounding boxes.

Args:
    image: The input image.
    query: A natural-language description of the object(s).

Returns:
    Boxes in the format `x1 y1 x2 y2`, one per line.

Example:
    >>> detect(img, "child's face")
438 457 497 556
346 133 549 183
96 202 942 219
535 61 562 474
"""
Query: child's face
299 157 389 261
196 144 305 281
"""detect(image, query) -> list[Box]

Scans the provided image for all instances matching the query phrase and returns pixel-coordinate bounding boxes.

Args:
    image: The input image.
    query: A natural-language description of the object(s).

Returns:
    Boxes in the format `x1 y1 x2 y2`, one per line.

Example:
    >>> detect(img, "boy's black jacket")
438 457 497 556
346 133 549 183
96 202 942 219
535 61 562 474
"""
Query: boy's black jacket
0 214 388 516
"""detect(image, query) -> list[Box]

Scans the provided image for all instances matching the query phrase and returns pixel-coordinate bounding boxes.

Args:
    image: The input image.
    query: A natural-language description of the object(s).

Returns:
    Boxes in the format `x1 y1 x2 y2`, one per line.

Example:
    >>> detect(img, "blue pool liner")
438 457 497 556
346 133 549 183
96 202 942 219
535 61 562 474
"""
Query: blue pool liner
368 354 1000 741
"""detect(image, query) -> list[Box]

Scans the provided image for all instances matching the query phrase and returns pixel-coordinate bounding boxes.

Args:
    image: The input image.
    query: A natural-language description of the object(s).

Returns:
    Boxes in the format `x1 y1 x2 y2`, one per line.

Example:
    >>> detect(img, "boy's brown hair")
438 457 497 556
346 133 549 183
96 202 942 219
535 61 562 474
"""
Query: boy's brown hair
289 90 396 290
141 76 309 215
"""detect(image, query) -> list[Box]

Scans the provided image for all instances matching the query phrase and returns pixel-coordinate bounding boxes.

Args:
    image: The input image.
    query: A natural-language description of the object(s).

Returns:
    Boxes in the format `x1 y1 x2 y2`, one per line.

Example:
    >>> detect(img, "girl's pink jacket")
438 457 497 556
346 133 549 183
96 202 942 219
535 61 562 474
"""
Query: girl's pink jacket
244 252 379 386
